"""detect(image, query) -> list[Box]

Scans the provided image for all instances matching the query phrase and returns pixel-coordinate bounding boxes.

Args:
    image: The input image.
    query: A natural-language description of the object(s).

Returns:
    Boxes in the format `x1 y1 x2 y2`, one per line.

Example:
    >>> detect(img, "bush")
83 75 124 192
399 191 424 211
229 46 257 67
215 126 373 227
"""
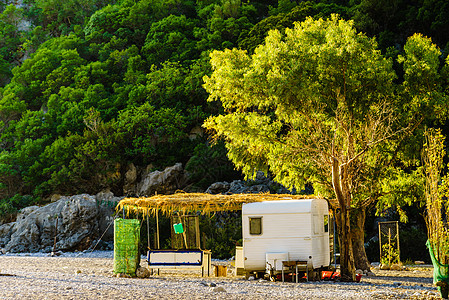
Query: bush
185 141 242 190
0 194 36 222
400 225 430 263
200 212 242 259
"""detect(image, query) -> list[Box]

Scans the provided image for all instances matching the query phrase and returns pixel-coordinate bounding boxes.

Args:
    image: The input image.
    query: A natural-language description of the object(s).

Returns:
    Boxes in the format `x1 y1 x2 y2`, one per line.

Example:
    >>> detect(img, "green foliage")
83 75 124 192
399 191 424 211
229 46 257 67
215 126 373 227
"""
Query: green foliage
84 4 130 37
196 0 257 52
0 4 28 86
238 1 318 53
0 55 11 86
399 225 430 263
0 5 25 60
377 167 424 223
113 102 188 165
0 150 21 198
350 0 449 50
145 62 199 110
201 212 242 259
142 15 199 65
380 242 400 266
185 141 242 190
0 194 35 219
268 0 298 16
204 15 397 193
35 0 117 36
416 0 449 46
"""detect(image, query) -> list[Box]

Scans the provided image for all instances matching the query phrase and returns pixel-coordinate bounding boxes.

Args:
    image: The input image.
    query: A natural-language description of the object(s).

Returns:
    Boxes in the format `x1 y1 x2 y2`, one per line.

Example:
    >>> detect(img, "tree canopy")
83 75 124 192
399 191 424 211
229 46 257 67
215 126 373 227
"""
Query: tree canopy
203 15 446 280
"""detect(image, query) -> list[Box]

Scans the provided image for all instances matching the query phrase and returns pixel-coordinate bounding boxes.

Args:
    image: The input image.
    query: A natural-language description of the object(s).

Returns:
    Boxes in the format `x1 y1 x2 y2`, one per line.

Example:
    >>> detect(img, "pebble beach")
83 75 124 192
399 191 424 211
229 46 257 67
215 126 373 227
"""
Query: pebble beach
0 251 440 299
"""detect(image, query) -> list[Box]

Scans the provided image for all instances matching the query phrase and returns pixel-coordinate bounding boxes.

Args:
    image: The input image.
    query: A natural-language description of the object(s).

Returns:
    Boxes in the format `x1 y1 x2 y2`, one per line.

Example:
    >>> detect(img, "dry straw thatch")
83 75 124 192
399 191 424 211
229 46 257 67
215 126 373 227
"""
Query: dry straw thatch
117 192 316 217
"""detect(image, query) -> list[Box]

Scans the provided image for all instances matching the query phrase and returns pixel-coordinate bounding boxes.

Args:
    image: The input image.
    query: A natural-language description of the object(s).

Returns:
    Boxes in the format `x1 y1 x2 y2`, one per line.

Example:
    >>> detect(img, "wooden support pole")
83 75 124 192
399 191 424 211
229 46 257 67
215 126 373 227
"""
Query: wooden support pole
388 228 391 266
147 209 150 250
156 209 160 249
379 223 382 264
396 222 400 264
195 215 200 249
181 214 188 249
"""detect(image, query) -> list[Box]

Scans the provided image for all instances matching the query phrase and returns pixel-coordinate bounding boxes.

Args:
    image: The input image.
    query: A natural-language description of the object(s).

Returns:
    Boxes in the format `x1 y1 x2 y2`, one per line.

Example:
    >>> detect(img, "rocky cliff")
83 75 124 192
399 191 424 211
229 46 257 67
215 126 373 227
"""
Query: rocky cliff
0 193 119 253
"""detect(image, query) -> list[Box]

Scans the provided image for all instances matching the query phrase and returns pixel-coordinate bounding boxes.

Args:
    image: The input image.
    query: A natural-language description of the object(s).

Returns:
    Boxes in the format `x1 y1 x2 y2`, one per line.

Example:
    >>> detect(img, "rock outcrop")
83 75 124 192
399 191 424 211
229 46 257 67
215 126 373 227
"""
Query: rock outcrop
206 171 292 195
0 194 118 253
123 163 186 196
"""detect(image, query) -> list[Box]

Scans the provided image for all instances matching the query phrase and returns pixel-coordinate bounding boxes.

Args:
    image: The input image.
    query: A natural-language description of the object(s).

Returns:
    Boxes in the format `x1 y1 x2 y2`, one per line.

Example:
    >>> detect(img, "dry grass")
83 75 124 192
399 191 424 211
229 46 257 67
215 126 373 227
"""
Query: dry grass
117 192 317 217
423 129 449 265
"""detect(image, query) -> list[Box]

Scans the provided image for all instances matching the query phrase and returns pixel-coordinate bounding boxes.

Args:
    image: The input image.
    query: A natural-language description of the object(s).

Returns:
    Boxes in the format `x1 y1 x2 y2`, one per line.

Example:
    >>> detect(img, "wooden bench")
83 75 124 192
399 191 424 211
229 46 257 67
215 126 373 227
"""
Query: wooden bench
147 249 212 277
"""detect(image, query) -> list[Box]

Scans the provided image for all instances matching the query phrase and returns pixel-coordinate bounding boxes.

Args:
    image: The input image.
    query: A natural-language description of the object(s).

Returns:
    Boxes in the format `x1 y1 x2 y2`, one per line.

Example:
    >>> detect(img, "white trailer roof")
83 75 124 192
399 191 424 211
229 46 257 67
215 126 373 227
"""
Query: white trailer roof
242 199 325 215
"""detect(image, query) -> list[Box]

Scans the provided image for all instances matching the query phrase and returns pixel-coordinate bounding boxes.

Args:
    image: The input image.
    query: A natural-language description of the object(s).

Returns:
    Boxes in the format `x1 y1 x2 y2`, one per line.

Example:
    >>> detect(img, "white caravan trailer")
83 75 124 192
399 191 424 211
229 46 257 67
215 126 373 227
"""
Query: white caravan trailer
236 199 330 279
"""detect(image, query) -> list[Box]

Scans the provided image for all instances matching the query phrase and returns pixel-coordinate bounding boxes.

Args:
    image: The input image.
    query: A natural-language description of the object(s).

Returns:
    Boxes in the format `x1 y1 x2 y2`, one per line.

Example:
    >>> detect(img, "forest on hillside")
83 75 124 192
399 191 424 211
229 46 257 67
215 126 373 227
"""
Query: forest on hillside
1 0 449 260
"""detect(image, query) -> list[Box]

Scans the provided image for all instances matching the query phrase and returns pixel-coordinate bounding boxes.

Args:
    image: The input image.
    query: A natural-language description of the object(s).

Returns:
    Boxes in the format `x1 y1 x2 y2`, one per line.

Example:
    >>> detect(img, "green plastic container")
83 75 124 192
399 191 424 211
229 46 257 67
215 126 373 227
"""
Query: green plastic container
427 240 449 299
173 223 184 234
113 218 140 276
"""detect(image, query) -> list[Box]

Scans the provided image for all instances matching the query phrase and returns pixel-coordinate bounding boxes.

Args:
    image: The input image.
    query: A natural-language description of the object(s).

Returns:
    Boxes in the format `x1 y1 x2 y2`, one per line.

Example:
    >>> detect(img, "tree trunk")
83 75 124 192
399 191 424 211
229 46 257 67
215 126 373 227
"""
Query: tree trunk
335 206 356 281
332 157 356 281
351 208 371 271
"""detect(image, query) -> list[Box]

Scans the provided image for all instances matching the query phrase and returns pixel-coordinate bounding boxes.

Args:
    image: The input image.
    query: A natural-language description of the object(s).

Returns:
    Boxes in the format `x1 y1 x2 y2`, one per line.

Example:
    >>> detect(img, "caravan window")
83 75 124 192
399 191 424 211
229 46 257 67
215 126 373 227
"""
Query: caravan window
249 217 262 235
313 214 320 234
324 215 329 233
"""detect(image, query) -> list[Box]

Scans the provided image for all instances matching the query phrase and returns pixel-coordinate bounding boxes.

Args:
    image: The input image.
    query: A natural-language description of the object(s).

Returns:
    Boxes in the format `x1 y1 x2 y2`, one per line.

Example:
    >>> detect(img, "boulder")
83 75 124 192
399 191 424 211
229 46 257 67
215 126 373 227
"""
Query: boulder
124 163 186 196
227 179 271 194
228 180 248 194
50 194 62 202
390 264 402 271
212 286 226 293
249 184 271 193
138 163 185 195
136 267 151 278
1 194 116 253
123 163 138 195
205 182 230 194
206 171 293 195
0 222 14 248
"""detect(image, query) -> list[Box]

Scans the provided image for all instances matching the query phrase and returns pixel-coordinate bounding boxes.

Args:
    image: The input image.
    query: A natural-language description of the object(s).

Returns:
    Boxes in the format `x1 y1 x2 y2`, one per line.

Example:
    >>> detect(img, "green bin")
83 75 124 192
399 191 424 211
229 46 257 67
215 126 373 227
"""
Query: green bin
113 218 140 276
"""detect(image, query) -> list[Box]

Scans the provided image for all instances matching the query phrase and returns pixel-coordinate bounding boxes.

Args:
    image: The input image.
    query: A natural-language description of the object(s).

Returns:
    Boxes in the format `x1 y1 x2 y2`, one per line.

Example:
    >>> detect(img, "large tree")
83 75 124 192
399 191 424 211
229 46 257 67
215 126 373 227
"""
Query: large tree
203 15 442 280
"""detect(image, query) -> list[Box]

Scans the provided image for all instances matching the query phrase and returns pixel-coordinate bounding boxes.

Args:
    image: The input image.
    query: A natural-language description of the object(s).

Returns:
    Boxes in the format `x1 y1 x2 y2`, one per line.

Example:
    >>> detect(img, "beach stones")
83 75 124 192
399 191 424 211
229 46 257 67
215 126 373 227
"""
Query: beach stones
136 267 150 278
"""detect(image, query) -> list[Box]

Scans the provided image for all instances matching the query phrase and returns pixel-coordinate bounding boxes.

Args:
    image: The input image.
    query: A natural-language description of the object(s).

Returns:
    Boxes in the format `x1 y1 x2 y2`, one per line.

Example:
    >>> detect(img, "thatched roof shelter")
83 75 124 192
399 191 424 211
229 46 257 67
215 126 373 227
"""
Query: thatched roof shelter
117 192 317 217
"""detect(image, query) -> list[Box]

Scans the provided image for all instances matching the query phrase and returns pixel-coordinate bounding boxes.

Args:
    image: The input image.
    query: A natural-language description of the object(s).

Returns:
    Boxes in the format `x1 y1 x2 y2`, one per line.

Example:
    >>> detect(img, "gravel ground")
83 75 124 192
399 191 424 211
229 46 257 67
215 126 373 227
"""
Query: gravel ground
0 252 440 299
